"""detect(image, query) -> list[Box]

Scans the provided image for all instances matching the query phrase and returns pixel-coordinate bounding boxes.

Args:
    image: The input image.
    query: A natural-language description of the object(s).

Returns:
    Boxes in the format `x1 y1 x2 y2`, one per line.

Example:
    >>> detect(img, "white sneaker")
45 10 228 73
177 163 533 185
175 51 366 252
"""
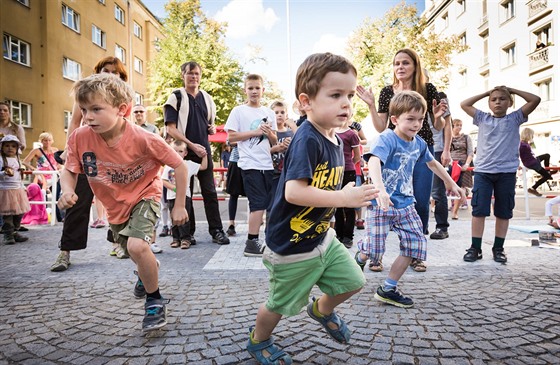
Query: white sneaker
150 243 163 254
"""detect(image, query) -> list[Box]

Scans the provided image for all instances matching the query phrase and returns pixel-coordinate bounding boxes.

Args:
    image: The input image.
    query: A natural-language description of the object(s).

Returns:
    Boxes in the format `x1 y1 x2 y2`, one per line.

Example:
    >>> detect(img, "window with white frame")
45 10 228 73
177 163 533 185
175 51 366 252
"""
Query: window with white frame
502 43 516 67
457 0 466 15
134 57 143 74
7 100 31 127
63 57 81 81
115 44 125 63
3 34 30 66
135 93 144 106
134 22 142 39
91 25 106 48
442 12 449 28
535 79 552 101
62 4 80 32
64 110 72 130
115 4 125 24
16 0 30 6
501 0 515 22
459 32 467 47
533 24 551 48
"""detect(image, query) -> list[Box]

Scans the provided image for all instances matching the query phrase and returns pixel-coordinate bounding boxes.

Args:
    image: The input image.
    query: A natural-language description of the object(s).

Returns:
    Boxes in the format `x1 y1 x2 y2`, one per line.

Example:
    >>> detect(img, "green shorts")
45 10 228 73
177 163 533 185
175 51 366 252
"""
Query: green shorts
110 198 160 255
263 229 365 317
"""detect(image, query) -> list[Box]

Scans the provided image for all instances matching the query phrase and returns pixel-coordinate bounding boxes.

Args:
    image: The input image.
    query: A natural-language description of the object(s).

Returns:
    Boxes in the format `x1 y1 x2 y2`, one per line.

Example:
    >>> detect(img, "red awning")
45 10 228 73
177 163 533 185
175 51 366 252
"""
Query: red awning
208 125 227 144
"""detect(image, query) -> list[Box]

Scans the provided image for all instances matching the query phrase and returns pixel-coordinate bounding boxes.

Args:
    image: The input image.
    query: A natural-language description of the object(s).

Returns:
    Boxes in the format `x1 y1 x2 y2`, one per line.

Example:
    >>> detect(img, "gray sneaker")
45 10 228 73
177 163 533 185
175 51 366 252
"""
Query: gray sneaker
133 270 146 299
244 238 265 257
142 297 169 331
51 252 71 272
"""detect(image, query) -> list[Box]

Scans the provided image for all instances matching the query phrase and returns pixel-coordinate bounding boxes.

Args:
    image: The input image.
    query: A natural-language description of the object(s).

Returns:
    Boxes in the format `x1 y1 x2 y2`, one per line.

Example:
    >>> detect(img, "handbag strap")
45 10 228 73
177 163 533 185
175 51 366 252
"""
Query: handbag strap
39 148 56 170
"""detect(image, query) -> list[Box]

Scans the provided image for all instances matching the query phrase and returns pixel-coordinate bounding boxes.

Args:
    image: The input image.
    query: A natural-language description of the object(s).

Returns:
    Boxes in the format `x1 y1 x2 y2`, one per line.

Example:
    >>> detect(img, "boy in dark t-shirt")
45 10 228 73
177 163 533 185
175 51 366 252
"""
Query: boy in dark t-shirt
246 53 378 365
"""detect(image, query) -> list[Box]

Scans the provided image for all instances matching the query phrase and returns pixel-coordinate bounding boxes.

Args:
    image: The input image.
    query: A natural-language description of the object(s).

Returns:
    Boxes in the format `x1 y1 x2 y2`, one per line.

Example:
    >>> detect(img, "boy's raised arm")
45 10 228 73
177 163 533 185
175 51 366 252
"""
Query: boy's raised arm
285 179 377 209
508 87 541 118
460 91 490 118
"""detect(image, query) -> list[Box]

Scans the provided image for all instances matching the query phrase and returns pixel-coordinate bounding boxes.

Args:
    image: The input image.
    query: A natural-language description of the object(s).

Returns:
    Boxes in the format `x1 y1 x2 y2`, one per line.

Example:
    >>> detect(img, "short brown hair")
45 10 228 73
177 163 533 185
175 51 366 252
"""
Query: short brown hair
181 61 201 75
245 74 263 85
270 101 287 110
93 56 128 82
295 53 357 99
72 73 134 107
389 90 427 117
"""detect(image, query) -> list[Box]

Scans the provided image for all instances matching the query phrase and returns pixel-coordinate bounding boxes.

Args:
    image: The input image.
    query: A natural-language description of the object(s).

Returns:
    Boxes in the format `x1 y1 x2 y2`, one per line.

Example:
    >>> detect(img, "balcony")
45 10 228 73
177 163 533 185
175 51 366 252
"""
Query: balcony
478 14 488 35
527 0 551 24
529 46 551 72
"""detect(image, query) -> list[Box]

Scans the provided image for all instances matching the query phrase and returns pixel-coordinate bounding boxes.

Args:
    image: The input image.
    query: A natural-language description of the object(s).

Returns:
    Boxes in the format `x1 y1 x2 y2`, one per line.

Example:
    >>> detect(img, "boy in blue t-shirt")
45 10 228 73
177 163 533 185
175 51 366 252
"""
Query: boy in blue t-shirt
246 53 378 365
460 86 540 263
355 91 464 309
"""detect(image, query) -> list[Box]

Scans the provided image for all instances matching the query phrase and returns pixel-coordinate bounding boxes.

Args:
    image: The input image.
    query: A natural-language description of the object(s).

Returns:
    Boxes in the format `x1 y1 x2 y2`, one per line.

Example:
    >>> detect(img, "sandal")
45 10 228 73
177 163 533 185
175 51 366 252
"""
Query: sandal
410 259 427 272
180 239 191 249
246 328 292 365
306 297 350 344
170 240 180 248
368 258 383 272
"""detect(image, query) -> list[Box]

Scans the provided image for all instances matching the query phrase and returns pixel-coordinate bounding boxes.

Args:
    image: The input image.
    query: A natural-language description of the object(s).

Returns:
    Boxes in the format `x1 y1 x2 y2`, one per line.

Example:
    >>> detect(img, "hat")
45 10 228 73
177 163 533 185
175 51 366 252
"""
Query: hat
0 134 21 146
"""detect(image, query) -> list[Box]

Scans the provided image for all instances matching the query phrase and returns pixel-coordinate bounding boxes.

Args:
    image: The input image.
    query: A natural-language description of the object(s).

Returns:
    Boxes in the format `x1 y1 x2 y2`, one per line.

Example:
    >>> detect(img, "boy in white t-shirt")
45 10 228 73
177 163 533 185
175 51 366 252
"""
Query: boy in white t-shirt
161 140 207 249
225 74 277 257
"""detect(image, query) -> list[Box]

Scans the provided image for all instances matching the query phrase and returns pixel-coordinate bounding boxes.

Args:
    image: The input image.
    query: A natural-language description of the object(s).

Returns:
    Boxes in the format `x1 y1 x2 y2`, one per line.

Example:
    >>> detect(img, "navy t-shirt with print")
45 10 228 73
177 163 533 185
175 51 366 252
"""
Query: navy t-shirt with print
266 121 344 255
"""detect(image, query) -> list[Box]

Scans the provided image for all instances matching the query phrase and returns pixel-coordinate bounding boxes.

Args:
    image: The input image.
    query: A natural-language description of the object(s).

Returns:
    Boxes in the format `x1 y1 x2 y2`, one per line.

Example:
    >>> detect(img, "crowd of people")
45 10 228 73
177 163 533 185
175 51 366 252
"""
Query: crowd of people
1 49 559 364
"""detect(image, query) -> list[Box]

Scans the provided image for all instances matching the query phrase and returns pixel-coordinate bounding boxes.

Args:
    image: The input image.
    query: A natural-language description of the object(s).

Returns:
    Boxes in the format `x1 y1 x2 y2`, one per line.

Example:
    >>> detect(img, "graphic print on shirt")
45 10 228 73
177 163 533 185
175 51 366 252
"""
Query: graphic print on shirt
289 160 343 244
382 150 418 197
248 117 269 149
81 151 158 185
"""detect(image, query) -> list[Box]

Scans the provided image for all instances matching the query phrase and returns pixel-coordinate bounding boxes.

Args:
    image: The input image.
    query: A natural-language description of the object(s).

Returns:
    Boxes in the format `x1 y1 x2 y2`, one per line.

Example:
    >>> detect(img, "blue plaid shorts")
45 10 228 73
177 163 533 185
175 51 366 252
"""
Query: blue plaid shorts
356 204 427 262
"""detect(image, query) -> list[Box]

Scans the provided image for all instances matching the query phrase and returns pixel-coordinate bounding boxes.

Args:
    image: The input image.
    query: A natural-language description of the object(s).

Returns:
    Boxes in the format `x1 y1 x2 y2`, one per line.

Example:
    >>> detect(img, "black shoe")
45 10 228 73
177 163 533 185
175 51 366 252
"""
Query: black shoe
13 233 28 242
374 285 413 308
189 237 197 246
133 270 146 299
142 297 169 331
212 230 230 245
429 229 449 240
492 247 507 263
158 226 170 237
226 225 236 236
244 238 265 257
341 237 353 248
18 226 29 232
463 247 482 262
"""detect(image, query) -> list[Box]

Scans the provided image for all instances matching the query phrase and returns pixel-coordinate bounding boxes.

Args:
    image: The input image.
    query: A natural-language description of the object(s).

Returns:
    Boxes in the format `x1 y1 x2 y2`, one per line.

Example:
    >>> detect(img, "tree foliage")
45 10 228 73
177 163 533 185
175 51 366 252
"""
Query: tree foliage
147 0 245 126
347 1 468 121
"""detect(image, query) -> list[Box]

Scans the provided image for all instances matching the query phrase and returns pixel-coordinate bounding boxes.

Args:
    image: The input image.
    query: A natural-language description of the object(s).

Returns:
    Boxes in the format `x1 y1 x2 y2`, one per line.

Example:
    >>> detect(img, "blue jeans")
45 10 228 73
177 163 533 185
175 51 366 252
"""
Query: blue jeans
413 145 434 233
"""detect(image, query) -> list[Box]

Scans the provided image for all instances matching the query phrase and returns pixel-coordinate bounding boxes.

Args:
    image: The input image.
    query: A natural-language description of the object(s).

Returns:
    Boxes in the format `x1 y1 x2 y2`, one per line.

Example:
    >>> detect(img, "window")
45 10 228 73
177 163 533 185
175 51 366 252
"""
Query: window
459 32 467 47
535 79 552 101
63 57 81 81
135 93 144 106
134 57 143 74
501 0 515 22
7 100 31 128
458 69 467 87
457 0 466 15
91 25 106 48
134 22 142 39
115 4 125 24
115 45 125 63
502 43 516 67
3 34 30 66
533 24 551 49
98 0 105 4
62 4 80 32
16 0 29 6
442 12 449 28
64 110 72 130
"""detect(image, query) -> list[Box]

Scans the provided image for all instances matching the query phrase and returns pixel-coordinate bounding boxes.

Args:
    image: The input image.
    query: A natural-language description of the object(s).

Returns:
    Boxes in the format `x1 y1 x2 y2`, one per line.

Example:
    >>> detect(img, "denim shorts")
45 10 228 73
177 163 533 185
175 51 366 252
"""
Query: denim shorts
262 229 365 316
471 172 516 219
110 198 160 254
241 169 273 212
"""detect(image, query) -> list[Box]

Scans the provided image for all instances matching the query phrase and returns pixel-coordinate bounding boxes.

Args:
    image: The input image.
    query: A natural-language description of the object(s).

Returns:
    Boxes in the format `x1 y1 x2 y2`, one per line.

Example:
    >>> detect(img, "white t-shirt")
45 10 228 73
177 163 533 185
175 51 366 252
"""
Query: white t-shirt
224 105 277 170
161 160 201 200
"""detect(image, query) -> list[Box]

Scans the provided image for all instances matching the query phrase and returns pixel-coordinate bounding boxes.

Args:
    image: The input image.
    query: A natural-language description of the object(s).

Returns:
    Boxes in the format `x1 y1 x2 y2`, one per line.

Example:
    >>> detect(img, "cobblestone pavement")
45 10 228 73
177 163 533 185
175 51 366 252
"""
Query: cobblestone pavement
2 211 560 364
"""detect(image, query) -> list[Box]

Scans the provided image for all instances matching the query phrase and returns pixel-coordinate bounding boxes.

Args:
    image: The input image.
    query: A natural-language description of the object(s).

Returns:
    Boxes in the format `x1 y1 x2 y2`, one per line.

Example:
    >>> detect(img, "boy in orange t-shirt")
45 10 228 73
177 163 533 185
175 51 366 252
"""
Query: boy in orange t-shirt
59 73 189 331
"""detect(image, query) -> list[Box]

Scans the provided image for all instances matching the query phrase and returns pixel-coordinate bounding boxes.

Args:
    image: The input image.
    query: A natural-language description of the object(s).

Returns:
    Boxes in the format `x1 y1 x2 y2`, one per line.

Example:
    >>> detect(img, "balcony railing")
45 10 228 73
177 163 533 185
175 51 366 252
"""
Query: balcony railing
528 0 548 19
529 47 549 71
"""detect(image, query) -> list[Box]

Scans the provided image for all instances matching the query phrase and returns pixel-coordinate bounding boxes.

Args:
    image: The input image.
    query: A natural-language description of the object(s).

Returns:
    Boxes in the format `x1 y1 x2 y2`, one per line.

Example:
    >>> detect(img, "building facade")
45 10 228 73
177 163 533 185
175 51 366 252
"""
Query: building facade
423 0 559 163
1 0 163 152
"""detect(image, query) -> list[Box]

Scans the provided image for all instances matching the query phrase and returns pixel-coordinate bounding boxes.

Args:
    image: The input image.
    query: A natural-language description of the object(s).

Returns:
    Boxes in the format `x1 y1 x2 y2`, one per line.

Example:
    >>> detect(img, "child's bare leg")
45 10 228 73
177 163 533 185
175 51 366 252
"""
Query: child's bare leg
248 210 264 235
252 304 282 342
495 217 509 238
127 237 158 293
317 288 361 317
472 216 485 238
388 256 413 282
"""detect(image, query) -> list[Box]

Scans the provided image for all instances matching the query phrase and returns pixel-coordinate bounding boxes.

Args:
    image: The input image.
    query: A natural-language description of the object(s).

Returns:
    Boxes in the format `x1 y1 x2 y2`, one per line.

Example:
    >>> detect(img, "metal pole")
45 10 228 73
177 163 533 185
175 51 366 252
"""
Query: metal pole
286 0 292 100
522 166 530 220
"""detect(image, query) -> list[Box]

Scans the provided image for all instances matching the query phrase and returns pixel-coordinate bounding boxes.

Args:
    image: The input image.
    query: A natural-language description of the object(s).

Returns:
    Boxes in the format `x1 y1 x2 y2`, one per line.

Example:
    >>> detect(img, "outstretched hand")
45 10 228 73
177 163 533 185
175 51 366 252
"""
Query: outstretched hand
356 86 375 107
341 181 379 208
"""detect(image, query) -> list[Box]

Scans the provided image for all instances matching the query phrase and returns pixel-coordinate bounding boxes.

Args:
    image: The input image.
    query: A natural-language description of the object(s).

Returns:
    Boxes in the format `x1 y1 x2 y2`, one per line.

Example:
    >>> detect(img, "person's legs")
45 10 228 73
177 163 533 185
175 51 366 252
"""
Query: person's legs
431 151 449 236
59 174 94 251
128 237 159 294
196 159 225 235
531 165 552 190
252 305 283 342
413 146 434 233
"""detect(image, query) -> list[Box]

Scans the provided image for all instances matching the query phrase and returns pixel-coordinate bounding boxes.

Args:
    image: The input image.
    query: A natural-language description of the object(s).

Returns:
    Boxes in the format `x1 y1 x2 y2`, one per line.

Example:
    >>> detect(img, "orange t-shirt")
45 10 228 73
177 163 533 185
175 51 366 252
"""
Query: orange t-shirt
66 122 182 224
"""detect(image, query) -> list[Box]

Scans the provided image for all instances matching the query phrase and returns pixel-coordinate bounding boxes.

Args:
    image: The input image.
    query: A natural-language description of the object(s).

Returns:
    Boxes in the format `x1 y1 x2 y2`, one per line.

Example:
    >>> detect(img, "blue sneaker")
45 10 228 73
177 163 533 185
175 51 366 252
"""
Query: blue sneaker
374 285 413 308
142 297 169 331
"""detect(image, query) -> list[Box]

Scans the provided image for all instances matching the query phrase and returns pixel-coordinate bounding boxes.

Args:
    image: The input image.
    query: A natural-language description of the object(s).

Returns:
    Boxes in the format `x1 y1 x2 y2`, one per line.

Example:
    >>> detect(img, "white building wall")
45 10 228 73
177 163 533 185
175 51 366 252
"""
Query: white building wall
423 0 560 164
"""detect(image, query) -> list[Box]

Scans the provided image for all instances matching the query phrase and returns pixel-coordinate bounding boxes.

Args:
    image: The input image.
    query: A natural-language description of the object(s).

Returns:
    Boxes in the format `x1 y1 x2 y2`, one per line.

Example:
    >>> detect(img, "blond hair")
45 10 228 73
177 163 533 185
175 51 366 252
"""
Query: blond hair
490 86 514 105
295 53 356 99
71 73 133 107
520 127 534 142
38 132 53 142
270 101 287 110
389 90 427 117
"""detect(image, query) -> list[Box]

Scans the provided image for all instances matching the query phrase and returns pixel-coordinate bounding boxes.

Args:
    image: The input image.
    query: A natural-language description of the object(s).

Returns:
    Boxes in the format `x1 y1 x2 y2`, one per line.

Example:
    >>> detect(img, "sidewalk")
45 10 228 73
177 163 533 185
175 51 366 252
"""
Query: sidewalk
1 215 560 364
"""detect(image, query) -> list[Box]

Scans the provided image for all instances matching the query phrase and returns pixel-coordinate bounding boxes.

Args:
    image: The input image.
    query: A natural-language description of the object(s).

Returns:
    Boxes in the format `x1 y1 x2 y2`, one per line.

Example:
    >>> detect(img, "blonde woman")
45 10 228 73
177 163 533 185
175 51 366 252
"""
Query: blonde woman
22 132 60 188
519 127 555 197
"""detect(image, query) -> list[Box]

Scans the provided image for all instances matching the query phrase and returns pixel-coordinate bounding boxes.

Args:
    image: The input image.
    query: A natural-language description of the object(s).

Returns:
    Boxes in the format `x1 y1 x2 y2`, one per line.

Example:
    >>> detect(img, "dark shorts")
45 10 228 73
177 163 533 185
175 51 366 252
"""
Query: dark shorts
471 172 516 219
225 161 245 197
241 169 273 212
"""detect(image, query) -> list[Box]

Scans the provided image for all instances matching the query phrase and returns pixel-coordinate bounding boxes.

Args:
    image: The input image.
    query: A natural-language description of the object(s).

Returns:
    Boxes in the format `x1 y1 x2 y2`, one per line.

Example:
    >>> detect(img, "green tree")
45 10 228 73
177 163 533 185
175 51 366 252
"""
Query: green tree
347 1 467 121
147 0 245 127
